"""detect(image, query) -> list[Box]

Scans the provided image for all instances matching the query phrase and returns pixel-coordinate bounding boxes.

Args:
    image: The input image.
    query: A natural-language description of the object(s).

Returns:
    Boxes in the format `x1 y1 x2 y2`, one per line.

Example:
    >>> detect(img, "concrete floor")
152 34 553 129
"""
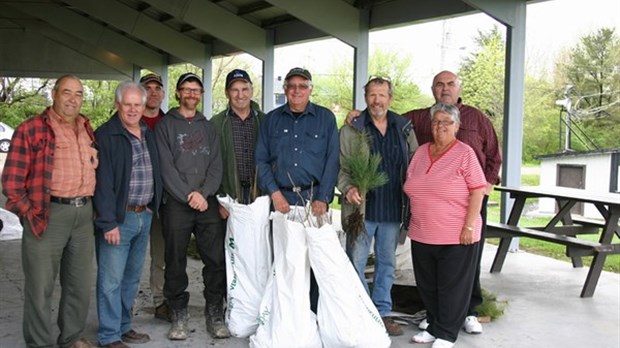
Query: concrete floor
1 239 618 348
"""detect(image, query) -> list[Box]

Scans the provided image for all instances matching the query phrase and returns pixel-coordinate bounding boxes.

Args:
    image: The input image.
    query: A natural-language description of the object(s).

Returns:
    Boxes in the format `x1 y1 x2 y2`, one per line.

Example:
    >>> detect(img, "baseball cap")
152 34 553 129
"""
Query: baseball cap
140 73 163 87
285 67 312 81
176 72 204 89
225 69 252 88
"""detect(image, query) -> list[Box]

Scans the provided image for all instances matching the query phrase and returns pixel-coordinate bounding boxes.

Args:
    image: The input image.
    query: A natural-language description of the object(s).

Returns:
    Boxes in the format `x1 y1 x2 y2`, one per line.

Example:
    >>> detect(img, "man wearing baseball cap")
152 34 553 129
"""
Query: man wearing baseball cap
212 69 265 208
138 72 170 323
155 72 228 340
256 67 339 312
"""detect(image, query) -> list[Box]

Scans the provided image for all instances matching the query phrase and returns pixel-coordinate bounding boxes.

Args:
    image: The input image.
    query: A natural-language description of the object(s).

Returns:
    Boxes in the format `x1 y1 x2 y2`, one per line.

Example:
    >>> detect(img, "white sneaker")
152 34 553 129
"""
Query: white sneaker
418 318 429 330
411 330 436 344
463 315 483 334
432 338 455 348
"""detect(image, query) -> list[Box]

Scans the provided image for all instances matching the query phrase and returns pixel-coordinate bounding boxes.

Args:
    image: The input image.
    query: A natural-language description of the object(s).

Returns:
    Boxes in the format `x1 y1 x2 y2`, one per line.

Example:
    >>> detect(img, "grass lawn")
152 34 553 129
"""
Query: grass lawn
487 166 620 274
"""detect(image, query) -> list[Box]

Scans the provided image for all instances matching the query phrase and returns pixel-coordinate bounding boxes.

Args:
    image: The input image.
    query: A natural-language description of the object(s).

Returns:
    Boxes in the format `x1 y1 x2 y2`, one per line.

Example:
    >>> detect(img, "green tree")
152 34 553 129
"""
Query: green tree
312 50 429 125
554 27 620 151
458 27 506 141
0 77 51 127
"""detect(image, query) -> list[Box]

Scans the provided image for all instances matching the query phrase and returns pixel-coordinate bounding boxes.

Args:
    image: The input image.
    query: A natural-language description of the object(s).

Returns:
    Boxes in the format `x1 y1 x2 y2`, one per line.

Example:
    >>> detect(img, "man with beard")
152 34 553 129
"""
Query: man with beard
338 76 418 337
155 73 228 340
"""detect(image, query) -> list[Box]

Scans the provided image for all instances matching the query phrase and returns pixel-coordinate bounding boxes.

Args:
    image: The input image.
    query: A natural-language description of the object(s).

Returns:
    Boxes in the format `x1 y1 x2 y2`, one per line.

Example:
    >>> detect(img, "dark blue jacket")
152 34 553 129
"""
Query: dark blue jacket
94 114 162 233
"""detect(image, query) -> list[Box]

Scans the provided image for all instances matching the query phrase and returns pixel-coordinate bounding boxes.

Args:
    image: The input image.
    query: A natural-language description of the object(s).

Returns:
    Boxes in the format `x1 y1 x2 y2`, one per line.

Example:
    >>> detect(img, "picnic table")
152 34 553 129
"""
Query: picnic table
486 185 620 298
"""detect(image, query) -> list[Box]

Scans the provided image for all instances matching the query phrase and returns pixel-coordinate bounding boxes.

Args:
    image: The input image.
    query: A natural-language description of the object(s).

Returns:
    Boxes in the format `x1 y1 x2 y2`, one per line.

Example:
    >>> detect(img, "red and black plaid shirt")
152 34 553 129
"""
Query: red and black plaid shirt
1 107 96 238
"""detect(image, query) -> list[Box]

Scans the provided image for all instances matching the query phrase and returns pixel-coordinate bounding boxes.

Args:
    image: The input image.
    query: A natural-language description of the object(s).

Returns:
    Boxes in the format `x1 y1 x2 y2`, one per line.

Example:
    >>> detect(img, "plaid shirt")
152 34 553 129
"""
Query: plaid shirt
1 107 96 238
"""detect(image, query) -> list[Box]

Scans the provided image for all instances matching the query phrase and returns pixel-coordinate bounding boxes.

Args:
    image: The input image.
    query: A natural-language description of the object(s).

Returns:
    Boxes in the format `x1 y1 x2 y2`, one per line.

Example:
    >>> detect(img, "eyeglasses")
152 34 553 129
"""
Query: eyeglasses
368 75 391 82
285 83 311 90
179 87 203 95
431 119 455 126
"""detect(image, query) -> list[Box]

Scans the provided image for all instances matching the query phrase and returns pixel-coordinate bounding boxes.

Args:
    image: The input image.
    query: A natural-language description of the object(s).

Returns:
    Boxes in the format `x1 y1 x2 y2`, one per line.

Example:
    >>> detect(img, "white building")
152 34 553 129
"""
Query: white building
537 149 620 219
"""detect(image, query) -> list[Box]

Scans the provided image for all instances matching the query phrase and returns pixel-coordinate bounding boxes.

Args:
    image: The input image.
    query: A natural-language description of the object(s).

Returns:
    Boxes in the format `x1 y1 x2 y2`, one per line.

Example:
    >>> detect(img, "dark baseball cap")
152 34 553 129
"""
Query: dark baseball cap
176 72 204 89
225 69 252 88
140 73 163 87
285 67 312 81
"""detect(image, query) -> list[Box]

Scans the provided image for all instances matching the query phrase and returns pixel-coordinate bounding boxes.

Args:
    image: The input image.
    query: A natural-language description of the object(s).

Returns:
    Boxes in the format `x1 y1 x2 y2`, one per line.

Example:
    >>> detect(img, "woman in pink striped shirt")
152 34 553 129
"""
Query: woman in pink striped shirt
403 102 486 348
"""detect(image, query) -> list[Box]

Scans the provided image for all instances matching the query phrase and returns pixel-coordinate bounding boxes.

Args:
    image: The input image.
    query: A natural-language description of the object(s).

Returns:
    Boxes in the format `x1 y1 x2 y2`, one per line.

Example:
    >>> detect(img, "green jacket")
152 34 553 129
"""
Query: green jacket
211 100 265 201
337 110 418 231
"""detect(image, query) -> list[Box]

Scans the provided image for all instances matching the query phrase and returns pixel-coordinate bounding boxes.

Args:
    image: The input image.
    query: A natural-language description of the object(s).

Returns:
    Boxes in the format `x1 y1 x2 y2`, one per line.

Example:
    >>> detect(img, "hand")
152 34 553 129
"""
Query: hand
271 191 290 214
311 200 328 216
460 226 474 245
104 227 121 245
218 205 229 219
345 187 363 205
345 109 362 126
187 191 208 212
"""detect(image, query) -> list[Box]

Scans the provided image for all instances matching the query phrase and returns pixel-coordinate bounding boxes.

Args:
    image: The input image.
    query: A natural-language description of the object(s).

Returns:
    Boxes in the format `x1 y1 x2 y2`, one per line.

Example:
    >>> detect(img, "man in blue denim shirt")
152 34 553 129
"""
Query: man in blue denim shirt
256 67 339 312
256 67 339 215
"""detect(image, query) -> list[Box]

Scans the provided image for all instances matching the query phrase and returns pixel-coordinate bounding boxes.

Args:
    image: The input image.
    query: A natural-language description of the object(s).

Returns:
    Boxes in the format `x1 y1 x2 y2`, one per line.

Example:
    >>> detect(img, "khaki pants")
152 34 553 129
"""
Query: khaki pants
149 214 166 307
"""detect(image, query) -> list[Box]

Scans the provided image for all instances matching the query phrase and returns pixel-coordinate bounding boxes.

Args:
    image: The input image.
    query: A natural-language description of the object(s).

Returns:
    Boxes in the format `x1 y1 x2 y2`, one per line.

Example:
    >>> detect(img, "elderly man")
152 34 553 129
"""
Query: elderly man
138 72 169 321
256 67 339 311
211 69 265 208
2 75 97 348
93 81 162 348
338 76 418 336
155 73 227 340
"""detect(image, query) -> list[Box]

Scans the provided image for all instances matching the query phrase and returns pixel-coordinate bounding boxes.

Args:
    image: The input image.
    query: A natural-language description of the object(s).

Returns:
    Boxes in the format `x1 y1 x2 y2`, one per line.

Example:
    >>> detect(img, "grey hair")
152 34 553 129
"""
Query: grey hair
430 102 461 125
114 80 147 105
53 74 81 92
364 77 393 97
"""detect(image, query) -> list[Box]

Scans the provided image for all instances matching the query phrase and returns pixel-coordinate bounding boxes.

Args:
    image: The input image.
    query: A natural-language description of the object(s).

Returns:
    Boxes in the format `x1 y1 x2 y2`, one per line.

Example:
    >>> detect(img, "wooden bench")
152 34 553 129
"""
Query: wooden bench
486 222 612 258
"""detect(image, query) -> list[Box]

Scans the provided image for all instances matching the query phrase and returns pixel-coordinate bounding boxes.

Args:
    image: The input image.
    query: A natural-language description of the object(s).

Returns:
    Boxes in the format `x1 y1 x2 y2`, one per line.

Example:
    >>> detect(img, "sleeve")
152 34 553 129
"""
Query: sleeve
93 129 119 233
1 124 32 216
155 119 191 203
480 114 502 185
462 145 487 190
200 125 222 198
336 125 356 195
256 114 279 195
316 112 340 203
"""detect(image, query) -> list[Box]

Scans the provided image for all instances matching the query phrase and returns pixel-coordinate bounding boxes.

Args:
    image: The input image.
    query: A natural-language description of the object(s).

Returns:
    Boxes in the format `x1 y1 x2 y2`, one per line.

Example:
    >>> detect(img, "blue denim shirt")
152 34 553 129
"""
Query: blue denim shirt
256 102 339 205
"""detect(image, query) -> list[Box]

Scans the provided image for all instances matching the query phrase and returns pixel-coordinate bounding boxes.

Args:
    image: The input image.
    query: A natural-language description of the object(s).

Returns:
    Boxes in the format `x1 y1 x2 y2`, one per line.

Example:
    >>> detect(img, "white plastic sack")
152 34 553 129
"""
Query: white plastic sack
307 224 391 348
249 210 322 348
218 195 272 337
0 208 22 241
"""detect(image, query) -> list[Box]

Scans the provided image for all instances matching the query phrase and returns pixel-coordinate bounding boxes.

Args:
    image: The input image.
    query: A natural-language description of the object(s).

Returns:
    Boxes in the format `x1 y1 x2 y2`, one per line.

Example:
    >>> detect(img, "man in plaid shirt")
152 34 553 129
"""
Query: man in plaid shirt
2 75 98 348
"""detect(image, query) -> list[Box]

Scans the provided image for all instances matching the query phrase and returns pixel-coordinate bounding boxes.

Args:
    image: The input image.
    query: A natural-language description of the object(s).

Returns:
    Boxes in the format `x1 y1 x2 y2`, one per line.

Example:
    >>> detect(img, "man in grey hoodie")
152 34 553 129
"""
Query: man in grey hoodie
154 73 228 340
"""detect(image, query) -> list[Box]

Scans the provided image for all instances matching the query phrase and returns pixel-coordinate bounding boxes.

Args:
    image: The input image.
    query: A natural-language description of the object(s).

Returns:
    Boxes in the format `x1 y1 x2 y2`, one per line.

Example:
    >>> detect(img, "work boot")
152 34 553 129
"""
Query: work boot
155 301 172 322
168 308 190 340
205 302 230 339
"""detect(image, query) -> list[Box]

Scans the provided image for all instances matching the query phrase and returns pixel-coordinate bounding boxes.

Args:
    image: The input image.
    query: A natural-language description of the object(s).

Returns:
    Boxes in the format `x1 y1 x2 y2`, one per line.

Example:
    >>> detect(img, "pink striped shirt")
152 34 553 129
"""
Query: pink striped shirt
403 141 486 245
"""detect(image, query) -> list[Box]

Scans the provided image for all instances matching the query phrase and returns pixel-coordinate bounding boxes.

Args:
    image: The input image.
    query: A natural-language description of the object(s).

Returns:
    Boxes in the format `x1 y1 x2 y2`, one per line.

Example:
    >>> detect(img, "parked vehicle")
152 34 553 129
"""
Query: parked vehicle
0 122 14 153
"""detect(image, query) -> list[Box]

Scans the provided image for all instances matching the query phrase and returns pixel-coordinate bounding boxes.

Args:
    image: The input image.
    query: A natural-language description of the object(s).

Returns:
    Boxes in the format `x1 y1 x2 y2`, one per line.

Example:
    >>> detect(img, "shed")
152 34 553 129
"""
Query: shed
536 148 620 219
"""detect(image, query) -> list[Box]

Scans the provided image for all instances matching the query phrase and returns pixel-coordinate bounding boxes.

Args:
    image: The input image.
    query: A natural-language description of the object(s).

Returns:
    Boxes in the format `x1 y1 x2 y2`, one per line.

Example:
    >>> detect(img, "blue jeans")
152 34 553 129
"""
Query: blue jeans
346 221 399 316
96 211 152 345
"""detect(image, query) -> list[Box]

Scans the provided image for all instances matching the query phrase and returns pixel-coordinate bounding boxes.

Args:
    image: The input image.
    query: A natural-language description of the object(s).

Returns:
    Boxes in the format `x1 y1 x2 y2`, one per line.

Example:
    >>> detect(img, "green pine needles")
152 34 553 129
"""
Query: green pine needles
341 130 389 241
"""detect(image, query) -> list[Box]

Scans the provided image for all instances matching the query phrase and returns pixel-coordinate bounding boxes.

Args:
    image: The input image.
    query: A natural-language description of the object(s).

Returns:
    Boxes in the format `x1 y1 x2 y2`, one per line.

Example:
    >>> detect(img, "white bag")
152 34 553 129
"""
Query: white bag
307 224 391 348
250 210 322 348
218 195 272 337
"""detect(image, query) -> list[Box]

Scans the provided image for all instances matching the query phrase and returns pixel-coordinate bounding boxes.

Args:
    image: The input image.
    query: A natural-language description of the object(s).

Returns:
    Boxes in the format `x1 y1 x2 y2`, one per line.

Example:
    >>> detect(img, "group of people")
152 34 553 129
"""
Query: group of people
1 66 500 348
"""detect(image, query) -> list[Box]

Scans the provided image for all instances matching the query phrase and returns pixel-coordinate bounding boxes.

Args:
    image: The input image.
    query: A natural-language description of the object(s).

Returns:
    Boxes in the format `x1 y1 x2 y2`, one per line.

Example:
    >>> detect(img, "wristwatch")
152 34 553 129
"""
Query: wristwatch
464 225 474 231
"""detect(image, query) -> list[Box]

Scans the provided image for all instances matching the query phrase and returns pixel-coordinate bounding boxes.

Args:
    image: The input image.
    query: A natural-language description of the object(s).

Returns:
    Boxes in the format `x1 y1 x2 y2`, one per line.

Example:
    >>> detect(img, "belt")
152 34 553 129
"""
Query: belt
281 182 317 193
50 196 90 207
127 205 147 213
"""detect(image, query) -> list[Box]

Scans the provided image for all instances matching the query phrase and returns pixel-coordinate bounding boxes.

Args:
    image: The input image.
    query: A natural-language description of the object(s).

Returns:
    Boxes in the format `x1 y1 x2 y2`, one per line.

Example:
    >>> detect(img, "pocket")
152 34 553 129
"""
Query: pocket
305 131 326 155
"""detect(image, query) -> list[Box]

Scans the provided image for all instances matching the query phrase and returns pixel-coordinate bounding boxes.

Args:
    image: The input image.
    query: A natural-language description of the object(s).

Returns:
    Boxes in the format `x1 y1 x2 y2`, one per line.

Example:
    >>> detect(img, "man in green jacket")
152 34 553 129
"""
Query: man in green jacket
212 69 265 214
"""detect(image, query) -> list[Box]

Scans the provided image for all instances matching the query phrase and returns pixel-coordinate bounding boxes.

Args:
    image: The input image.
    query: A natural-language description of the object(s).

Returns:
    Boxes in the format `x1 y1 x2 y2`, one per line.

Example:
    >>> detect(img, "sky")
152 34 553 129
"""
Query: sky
254 0 620 96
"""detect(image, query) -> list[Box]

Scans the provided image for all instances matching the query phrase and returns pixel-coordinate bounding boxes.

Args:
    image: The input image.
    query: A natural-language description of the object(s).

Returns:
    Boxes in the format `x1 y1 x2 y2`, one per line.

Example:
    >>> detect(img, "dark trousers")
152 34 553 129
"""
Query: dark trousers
161 195 226 310
468 195 489 315
411 240 478 343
